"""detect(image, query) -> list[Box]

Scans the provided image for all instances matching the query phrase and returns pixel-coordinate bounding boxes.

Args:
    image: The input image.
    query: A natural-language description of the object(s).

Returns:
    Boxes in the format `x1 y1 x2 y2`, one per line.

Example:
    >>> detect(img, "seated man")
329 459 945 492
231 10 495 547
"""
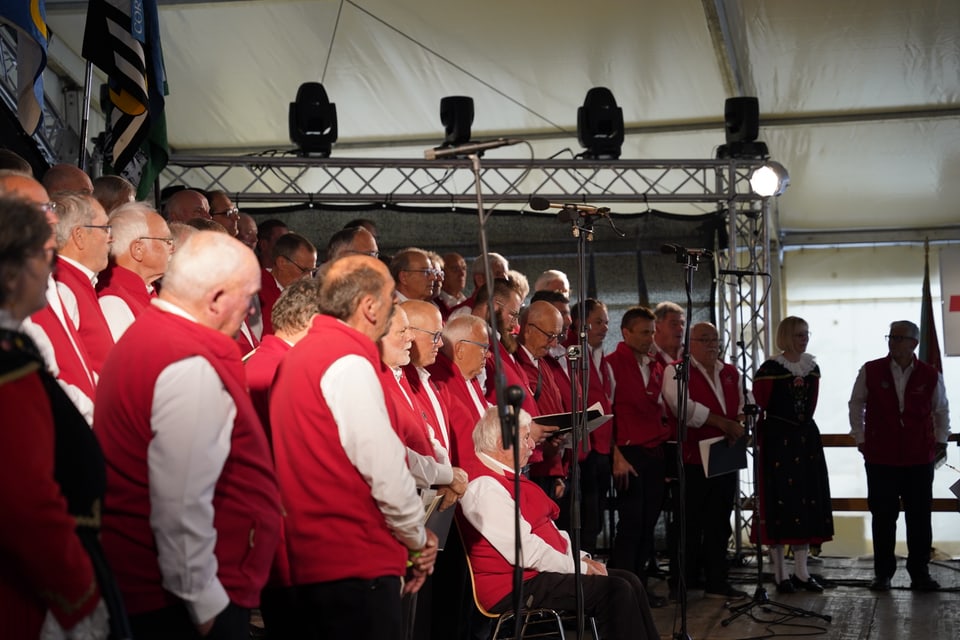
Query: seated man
458 407 659 640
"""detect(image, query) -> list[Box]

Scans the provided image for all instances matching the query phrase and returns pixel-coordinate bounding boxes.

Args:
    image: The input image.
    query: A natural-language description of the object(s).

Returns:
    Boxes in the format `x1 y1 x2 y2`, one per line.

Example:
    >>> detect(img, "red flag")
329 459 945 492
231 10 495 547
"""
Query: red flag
919 239 943 372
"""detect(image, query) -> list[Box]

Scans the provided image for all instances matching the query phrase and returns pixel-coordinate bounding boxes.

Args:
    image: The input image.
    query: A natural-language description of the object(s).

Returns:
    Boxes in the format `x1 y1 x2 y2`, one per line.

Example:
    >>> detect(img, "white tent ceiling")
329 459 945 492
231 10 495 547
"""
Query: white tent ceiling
44 0 960 236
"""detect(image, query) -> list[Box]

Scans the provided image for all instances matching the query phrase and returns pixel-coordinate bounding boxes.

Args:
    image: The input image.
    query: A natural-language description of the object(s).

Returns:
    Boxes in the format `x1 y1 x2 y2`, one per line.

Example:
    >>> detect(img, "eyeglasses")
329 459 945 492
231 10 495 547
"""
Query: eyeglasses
409 326 443 345
344 249 380 259
402 268 441 277
692 337 721 345
886 335 917 343
211 206 240 219
494 299 521 320
459 339 490 355
40 201 58 213
282 255 317 277
138 236 174 247
82 224 113 237
528 323 561 343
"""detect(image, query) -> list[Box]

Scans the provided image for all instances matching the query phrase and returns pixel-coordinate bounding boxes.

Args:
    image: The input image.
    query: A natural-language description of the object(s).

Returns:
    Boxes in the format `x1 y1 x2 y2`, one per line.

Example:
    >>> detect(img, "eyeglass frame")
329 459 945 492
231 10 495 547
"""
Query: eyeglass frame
885 334 917 343
409 326 443 345
281 254 317 277
138 236 175 247
81 224 113 236
458 339 490 355
344 249 380 259
527 322 561 343
691 337 721 345
402 268 441 277
211 206 240 219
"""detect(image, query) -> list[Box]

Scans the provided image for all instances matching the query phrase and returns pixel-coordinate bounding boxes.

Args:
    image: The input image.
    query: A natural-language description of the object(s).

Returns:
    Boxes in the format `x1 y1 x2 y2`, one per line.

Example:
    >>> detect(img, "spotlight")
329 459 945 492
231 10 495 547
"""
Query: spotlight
289 82 338 157
577 87 624 159
716 96 768 159
440 96 474 147
749 161 790 197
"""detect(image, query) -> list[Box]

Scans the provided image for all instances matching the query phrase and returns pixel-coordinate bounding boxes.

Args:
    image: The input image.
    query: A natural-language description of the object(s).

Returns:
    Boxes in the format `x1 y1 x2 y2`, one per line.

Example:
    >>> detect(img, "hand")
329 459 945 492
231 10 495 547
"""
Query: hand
530 422 560 444
584 558 608 576
403 567 428 594
721 417 745 443
437 467 469 511
413 530 439 575
196 616 216 637
612 447 638 492
553 477 566 499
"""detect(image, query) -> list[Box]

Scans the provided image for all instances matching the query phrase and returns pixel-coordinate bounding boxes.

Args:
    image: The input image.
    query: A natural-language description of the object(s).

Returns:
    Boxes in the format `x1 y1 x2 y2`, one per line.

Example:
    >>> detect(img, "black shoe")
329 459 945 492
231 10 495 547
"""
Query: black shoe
776 579 797 594
869 576 891 592
704 584 748 600
790 575 824 593
647 594 668 608
910 576 940 592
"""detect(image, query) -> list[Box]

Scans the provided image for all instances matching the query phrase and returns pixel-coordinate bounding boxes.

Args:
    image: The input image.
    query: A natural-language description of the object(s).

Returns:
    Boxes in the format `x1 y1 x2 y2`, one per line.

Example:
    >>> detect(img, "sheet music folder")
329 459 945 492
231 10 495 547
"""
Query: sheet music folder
699 436 748 478
533 402 612 435
423 491 455 550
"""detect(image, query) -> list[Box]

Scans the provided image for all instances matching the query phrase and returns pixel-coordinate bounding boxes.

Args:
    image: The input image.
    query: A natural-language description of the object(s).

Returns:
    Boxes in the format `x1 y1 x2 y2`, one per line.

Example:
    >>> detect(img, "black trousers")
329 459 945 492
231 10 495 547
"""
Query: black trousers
129 602 249 640
491 568 659 640
609 445 665 582
865 461 935 580
294 576 402 640
670 463 737 591
579 451 613 555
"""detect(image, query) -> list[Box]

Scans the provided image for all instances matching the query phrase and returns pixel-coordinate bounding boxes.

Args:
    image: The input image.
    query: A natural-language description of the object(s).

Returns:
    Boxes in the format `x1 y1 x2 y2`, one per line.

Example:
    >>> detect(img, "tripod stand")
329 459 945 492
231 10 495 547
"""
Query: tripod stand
720 272 831 627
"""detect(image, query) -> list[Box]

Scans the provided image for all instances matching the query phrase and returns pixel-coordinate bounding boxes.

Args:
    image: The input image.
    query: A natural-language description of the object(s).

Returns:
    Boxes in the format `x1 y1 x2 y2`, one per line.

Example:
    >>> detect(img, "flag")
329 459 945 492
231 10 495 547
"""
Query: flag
919 239 943 372
0 0 48 134
82 0 169 199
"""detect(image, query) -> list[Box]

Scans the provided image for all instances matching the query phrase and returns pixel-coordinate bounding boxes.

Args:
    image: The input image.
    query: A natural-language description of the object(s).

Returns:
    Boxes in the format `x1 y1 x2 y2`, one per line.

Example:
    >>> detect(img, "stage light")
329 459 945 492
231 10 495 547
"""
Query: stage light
716 96 769 159
750 161 790 197
289 82 338 157
577 87 624 159
440 96 474 147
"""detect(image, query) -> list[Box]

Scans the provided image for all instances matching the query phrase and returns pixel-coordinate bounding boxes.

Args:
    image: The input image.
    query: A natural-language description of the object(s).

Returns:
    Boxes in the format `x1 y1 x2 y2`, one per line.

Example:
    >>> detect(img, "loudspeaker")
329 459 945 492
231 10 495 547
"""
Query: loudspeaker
724 97 759 144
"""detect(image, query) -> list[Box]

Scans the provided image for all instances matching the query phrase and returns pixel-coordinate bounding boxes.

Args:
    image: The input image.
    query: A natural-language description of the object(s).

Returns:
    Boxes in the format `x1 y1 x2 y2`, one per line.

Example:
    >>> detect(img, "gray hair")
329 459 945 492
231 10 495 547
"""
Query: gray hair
890 320 920 341
473 406 532 453
440 314 487 356
161 231 255 301
109 201 157 256
52 193 96 249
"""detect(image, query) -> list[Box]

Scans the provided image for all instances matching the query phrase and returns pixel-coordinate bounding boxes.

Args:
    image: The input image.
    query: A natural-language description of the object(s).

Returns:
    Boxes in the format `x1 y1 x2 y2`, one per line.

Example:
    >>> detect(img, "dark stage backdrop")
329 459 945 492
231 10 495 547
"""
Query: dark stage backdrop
248 205 721 354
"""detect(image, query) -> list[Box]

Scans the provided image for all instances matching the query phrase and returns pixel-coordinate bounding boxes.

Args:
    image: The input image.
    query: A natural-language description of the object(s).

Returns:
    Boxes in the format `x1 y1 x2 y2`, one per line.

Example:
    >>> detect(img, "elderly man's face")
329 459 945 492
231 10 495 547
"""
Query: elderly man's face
523 312 562 360
689 324 721 367
443 254 467 294
655 311 685 353
139 214 175 282
84 199 113 273
585 305 609 349
408 309 443 367
887 326 918 360
379 307 412 368
400 253 436 301
209 193 239 237
457 323 489 380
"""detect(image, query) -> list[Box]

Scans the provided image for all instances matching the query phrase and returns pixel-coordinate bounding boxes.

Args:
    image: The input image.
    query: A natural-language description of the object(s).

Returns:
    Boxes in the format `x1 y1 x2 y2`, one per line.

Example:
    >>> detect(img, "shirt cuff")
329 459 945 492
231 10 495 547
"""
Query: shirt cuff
185 577 230 627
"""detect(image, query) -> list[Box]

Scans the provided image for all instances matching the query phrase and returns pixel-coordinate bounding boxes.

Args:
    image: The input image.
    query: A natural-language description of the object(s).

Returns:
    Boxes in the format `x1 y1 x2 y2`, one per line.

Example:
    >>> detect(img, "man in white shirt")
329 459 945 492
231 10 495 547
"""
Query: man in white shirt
460 407 660 640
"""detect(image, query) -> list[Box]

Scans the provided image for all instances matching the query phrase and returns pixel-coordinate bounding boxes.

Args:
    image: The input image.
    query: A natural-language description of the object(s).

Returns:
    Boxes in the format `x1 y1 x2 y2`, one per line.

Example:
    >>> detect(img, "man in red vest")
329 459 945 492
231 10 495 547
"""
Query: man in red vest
258 232 316 336
269 255 438 640
605 306 670 606
459 407 660 640
95 231 282 639
53 194 115 373
849 320 950 592
98 203 173 340
661 322 746 601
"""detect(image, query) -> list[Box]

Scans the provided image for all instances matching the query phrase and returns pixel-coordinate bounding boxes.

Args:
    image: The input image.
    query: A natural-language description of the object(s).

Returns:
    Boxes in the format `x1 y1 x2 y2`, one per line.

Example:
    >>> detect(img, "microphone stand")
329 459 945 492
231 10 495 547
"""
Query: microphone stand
668 247 703 640
467 153 526 640
720 272 830 628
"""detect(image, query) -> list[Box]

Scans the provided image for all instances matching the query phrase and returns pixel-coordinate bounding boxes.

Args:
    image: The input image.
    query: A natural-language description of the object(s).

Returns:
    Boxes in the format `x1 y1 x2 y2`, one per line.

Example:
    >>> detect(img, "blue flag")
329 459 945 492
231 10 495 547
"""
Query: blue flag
0 0 48 135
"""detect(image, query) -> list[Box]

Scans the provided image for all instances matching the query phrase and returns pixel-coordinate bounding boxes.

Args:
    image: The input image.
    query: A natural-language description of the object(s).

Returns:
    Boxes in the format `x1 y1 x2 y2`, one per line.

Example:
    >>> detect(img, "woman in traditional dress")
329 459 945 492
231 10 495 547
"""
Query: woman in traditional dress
753 316 834 594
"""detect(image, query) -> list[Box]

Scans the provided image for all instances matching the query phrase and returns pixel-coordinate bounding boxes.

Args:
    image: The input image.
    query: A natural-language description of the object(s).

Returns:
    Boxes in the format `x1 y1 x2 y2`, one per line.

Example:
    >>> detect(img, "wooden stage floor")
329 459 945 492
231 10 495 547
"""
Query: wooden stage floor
646 555 960 640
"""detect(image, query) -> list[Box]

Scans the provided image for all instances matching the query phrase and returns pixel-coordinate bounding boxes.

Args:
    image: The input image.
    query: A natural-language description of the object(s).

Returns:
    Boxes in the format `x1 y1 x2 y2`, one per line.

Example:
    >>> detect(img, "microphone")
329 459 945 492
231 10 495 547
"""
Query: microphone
718 269 770 277
503 385 526 447
424 138 522 160
565 345 582 361
528 196 609 215
661 243 713 258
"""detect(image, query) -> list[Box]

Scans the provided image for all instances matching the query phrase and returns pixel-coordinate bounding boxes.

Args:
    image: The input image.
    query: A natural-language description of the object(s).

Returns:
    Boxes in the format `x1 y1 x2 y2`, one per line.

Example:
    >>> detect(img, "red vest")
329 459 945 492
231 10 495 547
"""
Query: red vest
28 300 96 401
427 353 486 473
258 269 282 336
383 364 436 459
862 356 939 465
666 362 740 465
404 363 452 454
54 259 115 372
94 306 281 614
96 263 153 317
459 462 569 611
605 342 668 447
484 340 539 417
582 354 614 454
269 315 410 584
243 334 291 442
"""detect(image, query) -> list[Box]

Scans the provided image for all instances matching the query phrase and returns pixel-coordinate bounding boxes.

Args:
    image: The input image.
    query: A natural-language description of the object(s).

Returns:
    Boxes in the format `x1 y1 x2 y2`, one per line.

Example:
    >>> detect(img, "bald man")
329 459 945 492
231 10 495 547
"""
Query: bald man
92 175 135 214
270 255 437 640
42 163 94 195
98 202 174 341
162 189 210 223
237 213 258 250
95 231 282 639
325 225 379 262
208 190 240 237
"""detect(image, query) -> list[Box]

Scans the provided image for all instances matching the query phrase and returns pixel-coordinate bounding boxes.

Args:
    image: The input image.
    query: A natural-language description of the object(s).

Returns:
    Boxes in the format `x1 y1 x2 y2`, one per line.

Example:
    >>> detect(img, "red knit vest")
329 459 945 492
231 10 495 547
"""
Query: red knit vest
54 259 115 372
269 314 410 584
862 356 939 465
666 362 740 465
257 269 281 336
28 302 96 401
94 305 281 614
96 264 153 317
605 341 668 447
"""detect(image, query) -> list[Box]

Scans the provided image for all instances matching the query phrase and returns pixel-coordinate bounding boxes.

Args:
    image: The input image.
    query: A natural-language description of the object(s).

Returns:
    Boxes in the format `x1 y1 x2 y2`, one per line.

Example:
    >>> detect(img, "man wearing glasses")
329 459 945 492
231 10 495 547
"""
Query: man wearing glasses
849 320 950 592
208 190 240 237
52 193 115 372
98 202 174 341
259 233 317 336
390 248 440 303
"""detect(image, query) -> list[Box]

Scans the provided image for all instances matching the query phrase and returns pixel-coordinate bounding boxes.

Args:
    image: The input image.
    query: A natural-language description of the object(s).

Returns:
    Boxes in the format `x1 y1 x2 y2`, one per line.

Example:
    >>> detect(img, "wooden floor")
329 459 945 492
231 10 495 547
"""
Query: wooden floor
645 555 960 640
